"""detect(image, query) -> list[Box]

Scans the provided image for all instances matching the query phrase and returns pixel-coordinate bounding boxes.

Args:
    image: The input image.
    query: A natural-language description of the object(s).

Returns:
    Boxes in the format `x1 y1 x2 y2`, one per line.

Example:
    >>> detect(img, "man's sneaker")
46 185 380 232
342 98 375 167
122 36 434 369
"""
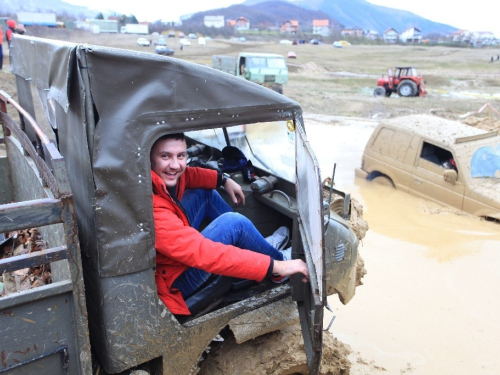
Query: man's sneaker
265 226 289 250
271 274 289 284
272 246 292 284
279 246 292 261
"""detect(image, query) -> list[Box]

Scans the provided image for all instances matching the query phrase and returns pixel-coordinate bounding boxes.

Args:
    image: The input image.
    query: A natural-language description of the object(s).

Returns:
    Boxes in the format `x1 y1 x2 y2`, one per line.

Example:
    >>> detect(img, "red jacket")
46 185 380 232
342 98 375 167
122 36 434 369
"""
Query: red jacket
152 168 271 315
6 20 15 46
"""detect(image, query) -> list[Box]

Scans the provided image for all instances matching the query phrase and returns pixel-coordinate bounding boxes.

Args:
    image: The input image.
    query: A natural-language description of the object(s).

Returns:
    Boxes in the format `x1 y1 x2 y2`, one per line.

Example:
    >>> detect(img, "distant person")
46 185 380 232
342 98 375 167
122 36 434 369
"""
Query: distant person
490 56 494 63
0 25 3 71
6 19 16 48
497 55 499 61
180 43 183 51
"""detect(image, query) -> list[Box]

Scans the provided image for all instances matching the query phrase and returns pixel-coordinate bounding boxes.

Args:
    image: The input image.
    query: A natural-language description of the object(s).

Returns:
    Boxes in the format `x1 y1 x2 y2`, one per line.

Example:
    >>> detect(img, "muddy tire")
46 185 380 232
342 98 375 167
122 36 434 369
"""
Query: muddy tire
397 80 418 97
372 175 394 187
373 87 385 97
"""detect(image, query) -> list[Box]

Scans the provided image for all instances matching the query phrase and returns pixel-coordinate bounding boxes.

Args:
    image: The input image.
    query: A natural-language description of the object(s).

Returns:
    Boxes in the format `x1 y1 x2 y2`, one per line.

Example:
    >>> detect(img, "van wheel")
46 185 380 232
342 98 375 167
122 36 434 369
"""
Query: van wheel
372 176 394 187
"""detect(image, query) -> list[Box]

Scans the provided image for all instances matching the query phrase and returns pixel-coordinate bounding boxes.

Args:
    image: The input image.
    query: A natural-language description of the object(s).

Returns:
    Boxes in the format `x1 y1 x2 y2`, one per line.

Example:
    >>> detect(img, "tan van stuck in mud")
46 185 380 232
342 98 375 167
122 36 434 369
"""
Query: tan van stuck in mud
355 114 500 221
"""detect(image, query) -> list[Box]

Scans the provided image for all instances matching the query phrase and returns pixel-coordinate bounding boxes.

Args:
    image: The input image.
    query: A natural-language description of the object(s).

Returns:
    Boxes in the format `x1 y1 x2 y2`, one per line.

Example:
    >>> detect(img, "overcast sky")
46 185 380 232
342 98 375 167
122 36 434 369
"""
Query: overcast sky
65 0 500 36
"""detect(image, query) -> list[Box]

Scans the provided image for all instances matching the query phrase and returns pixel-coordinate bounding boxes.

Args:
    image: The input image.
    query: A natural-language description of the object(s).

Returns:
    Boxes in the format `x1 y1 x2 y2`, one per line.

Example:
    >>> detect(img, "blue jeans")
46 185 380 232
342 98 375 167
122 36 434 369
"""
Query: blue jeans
172 189 283 298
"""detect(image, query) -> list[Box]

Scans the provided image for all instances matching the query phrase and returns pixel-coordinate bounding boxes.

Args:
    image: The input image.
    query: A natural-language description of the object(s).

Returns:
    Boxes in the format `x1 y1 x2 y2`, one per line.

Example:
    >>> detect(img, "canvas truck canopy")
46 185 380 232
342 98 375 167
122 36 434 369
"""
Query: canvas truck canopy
10 35 327 374
11 35 302 277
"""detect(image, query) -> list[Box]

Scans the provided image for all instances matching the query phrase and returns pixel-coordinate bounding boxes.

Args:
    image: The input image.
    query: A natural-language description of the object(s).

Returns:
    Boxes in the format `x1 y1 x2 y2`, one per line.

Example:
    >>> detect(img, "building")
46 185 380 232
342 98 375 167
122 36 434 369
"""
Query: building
341 28 363 37
399 27 422 43
450 29 471 43
235 17 250 30
366 30 379 40
281 20 299 34
470 31 496 46
204 15 225 28
89 19 119 33
17 12 57 27
383 28 399 43
312 20 330 36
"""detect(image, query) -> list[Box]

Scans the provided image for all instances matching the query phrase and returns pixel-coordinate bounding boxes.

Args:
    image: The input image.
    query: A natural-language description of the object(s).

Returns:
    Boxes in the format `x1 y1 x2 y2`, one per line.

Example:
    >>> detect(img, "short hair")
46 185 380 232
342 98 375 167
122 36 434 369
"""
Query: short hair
150 133 185 159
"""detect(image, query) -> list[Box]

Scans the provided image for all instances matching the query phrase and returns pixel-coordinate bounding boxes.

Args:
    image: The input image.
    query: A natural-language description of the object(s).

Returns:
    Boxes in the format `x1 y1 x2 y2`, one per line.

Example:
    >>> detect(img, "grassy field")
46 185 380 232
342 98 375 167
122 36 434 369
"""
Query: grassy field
2 28 500 119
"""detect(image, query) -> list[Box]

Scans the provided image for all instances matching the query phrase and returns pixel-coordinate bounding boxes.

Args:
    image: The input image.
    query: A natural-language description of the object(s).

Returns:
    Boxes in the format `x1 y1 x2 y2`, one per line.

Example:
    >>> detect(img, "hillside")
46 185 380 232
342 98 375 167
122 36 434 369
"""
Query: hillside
0 0 458 36
183 1 339 30
0 0 115 19
244 0 457 35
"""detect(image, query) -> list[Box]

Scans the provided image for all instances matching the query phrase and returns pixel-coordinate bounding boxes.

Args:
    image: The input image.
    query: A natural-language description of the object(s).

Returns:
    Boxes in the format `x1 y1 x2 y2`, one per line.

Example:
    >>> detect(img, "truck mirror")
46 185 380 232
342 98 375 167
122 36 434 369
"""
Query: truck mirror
443 169 458 184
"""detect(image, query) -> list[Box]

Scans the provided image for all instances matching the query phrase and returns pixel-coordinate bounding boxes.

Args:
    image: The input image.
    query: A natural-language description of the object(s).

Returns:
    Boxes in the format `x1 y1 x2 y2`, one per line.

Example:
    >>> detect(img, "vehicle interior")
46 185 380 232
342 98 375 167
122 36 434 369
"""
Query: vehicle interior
420 142 457 172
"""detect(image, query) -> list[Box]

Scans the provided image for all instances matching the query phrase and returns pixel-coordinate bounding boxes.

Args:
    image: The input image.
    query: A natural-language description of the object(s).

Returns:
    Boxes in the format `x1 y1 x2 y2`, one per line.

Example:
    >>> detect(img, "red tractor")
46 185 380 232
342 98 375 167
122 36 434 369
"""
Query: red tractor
373 67 427 97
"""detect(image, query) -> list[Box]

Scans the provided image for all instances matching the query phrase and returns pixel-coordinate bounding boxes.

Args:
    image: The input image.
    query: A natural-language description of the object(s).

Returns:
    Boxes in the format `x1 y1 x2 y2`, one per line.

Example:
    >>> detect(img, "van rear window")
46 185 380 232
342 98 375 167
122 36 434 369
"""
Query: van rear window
372 127 412 161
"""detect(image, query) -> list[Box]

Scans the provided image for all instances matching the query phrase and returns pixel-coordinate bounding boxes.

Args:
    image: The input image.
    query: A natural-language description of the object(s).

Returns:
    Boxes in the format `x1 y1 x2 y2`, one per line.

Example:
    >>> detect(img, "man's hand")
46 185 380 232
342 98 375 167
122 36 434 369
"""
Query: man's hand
273 259 309 283
225 178 246 205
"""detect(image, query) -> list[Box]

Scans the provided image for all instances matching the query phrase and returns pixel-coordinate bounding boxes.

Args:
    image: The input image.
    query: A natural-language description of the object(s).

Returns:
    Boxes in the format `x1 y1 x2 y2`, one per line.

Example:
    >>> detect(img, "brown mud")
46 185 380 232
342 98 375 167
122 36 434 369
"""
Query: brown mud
199 323 351 375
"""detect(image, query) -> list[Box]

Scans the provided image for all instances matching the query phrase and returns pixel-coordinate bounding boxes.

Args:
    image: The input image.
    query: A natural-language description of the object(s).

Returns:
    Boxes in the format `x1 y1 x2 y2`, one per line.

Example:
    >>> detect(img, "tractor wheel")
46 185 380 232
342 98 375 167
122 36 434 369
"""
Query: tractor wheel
397 80 418 97
373 87 385 97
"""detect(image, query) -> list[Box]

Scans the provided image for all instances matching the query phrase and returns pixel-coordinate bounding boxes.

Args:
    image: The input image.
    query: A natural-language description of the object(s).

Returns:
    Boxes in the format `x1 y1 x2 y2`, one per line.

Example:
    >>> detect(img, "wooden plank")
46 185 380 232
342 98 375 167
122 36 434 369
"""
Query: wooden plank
0 246 68 274
0 198 63 232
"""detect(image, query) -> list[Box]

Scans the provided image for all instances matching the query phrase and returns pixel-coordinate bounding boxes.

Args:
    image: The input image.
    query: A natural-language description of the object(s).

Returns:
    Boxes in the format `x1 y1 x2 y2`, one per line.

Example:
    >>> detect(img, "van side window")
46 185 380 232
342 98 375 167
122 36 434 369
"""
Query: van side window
419 142 457 172
372 127 412 162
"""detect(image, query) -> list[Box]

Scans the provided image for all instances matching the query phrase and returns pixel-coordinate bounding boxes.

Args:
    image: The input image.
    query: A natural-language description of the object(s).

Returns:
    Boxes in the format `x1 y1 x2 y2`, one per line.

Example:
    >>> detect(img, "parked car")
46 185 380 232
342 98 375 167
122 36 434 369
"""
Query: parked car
168 31 176 38
309 39 321 45
188 33 197 39
179 39 191 46
155 45 174 56
198 37 206 45
154 37 167 46
280 39 293 45
355 114 500 221
178 32 185 38
136 37 150 47
333 41 343 48
287 51 297 59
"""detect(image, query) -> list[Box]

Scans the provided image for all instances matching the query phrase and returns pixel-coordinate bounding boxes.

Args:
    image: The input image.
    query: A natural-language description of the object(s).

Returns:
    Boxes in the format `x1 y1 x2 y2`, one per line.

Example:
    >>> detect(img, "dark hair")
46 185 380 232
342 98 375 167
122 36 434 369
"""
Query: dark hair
150 133 185 158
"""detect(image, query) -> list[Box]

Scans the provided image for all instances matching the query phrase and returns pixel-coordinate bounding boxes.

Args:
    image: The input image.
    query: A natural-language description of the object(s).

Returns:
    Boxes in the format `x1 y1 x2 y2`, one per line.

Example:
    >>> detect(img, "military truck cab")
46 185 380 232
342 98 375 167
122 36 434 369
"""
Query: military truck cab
213 53 288 94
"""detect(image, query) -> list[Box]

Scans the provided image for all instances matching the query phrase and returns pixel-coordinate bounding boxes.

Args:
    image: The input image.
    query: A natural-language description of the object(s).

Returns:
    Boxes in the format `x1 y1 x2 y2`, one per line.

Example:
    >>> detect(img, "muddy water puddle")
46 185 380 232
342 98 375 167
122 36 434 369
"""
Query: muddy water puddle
305 116 500 374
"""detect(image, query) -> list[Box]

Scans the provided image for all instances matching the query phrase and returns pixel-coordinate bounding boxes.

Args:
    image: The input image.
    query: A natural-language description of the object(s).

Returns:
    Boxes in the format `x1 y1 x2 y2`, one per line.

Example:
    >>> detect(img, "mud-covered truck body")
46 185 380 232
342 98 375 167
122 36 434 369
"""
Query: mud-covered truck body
213 53 288 94
0 35 359 374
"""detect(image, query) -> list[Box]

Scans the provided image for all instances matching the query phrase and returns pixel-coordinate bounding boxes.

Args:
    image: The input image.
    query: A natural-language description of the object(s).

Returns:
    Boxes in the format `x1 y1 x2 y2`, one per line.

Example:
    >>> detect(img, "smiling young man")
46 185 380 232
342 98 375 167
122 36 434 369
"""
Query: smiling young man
150 133 308 315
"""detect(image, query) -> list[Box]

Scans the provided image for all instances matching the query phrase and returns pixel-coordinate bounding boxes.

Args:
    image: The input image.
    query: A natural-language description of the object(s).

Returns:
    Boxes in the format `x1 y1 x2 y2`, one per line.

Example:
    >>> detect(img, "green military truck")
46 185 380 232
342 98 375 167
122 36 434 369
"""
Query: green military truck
0 35 360 374
213 53 288 94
